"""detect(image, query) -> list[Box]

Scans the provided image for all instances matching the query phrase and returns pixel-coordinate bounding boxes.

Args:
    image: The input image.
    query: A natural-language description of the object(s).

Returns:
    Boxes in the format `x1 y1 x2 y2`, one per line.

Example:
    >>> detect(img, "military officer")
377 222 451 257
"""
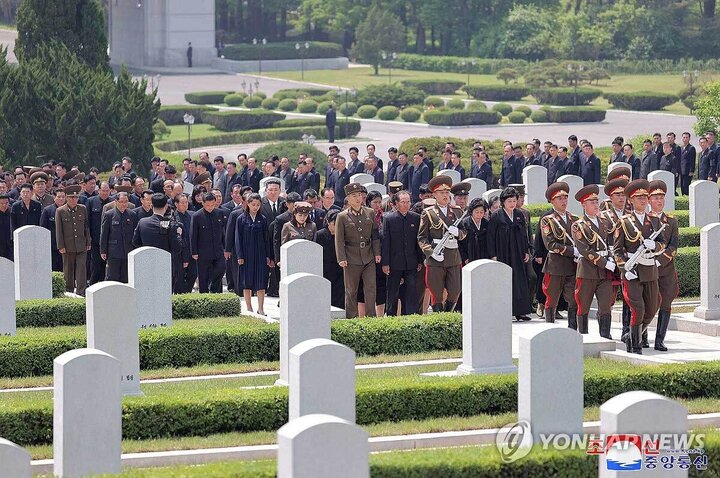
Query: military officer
539 182 579 325
335 183 381 318
451 182 470 211
280 201 317 244
30 171 54 208
417 175 467 312
99 191 135 282
572 185 616 338
55 184 91 296
648 180 679 351
601 166 632 213
613 179 665 354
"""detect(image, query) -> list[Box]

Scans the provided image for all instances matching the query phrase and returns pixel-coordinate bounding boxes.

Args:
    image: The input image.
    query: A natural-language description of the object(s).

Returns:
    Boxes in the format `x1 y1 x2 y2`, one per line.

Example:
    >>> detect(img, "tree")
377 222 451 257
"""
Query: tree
496 68 519 85
693 81 720 135
15 0 108 67
350 4 404 75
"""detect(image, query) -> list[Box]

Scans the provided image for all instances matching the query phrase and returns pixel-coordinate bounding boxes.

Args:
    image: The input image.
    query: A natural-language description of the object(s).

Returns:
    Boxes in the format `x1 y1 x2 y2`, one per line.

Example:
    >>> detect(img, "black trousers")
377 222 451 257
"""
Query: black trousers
387 268 417 316
51 248 63 273
180 258 198 293
198 256 225 293
105 257 128 283
680 174 692 196
89 245 106 285
327 124 335 143
266 264 280 297
227 253 241 294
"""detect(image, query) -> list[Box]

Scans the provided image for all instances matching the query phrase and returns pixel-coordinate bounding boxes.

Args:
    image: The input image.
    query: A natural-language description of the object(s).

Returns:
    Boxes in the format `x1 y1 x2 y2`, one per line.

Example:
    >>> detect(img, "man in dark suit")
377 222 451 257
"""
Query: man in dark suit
99 192 135 282
382 190 422 315
243 157 262 192
471 149 494 188
190 193 226 293
623 144 641 180
173 194 195 293
222 184 244 211
150 165 177 193
610 139 625 164
545 145 565 184
305 157 321 193
325 104 336 143
409 152 430 203
364 156 383 184
221 162 242 203
679 132 696 195
303 189 326 230
385 147 399 186
272 192 300 269
580 143 601 185
85 182 112 284
40 189 66 272
291 160 311 196
0 194 12 260
640 140 660 179
277 157 295 193
260 178 285 297
566 136 581 176
10 183 42 231
698 135 714 181
392 152 411 190
131 190 154 223
332 157 351 207
500 145 522 187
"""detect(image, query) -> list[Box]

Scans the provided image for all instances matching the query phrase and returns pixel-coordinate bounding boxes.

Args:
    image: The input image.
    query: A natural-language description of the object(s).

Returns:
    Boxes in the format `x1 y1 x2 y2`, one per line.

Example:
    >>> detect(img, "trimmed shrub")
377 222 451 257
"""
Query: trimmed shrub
423 110 501 126
202 110 285 132
222 41 344 61
158 105 218 125
278 99 298 111
339 102 358 116
530 109 549 123
260 97 279 110
357 105 378 118
401 79 465 95
52 272 65 298
507 111 527 124
400 107 422 122
532 87 603 106
446 98 466 110
354 84 426 108
604 91 679 111
254 91 267 99
543 106 606 123
377 105 400 120
491 103 513 116
272 118 326 128
223 93 245 106
424 96 445 108
272 88 333 101
316 101 333 115
462 85 529 101
465 101 488 111
251 142 329 172
513 105 532 116
242 95 262 108
297 99 318 114
184 91 234 105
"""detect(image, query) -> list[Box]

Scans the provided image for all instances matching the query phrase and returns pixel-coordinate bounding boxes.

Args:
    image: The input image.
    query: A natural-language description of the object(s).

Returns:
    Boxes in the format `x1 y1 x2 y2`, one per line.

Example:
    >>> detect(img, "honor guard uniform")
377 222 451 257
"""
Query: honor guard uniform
450 182 471 212
601 166 632 213
539 182 579 325
613 179 665 354
572 185 616 337
417 175 467 312
648 180 679 351
335 183 381 318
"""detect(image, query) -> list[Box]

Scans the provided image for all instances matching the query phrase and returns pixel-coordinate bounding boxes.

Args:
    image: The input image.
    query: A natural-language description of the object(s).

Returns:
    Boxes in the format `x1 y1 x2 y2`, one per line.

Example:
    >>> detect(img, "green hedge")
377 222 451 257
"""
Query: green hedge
154 123 360 152
543 106 606 123
401 79 465 95
530 109 548 122
222 41 345 61
223 93 245 106
605 91 679 111
462 85 530 101
51 272 64 298
184 91 234 105
532 87 603 106
158 105 218 125
358 105 378 118
202 110 285 131
446 98 466 110
423 110 501 126
242 95 263 108
278 98 297 111
260 97 279 110
507 111 527 124
491 103 513 116
355 84 426 108
272 88 333 100
377 105 400 120
400 107 422 122
272 118 326 128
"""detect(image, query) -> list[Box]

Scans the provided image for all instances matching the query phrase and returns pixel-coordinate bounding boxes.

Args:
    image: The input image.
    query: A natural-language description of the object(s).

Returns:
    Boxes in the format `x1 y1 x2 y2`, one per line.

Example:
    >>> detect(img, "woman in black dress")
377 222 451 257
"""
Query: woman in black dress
459 198 489 265
486 187 532 321
315 210 345 309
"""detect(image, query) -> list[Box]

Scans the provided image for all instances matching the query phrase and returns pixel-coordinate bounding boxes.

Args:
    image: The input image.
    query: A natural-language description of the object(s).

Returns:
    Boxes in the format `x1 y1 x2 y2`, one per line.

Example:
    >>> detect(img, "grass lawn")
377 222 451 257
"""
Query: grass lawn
158 124 226 143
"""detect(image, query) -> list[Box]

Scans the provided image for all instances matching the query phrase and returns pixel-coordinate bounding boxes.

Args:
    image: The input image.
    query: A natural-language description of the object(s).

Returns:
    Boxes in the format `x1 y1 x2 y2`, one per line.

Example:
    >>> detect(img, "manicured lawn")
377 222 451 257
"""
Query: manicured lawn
158 123 226 143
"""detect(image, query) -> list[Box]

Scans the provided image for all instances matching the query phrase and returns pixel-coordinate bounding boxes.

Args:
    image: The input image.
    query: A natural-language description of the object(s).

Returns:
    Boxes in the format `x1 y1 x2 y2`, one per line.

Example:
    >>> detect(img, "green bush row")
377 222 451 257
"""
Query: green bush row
51 272 64 298
533 87 603 106
272 118 326 128
222 41 345 61
184 91 234 105
158 105 219 125
202 110 285 131
154 122 361 152
272 88 334 100
6 358 720 446
423 110 501 126
462 85 530 101
543 106 606 123
401 79 465 95
354 84 426 108
604 91 679 111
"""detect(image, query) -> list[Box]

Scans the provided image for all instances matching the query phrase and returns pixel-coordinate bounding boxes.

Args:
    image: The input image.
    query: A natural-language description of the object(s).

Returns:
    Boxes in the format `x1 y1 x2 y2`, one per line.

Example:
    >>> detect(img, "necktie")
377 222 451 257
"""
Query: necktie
272 203 276 215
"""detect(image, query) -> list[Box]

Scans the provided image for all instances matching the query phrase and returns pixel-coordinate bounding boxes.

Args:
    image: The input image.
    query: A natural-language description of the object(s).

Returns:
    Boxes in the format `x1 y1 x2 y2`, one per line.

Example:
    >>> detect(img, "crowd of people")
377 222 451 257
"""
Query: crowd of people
0 132 694 354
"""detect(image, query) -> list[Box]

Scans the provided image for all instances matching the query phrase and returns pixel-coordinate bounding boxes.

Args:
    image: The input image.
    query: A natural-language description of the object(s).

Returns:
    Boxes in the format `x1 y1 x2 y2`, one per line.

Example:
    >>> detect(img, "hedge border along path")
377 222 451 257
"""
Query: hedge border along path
5 358 720 446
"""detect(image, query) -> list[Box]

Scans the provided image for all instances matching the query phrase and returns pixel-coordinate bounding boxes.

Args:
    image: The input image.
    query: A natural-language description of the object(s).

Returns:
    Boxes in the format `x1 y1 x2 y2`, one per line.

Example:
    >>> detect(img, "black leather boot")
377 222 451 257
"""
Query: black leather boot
598 313 613 340
567 307 578 330
654 310 670 351
445 301 457 313
623 327 633 353
641 327 649 348
632 326 643 354
544 307 556 323
432 303 443 313
621 301 631 342
577 314 588 334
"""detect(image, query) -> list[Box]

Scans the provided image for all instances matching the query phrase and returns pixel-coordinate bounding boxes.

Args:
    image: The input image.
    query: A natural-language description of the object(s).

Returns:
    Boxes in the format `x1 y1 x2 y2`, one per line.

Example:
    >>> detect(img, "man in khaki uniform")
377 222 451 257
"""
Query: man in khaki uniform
418 175 467 312
539 182 578 325
613 179 664 355
572 185 616 338
600 165 631 212
335 182 381 318
55 184 92 296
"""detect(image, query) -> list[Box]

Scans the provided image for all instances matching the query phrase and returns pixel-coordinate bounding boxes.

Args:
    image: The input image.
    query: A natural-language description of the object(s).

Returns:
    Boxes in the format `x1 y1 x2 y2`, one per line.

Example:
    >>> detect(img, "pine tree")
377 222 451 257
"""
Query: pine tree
350 3 404 75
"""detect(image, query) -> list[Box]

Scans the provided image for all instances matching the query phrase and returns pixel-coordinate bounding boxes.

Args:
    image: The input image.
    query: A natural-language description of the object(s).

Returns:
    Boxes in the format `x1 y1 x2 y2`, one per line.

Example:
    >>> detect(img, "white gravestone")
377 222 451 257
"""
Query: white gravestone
518 327 583 442
0 258 16 336
522 165 548 205
183 181 194 195
559 174 584 216
86 282 142 396
690 180 719 227
363 182 387 196
350 173 373 185
599 391 687 478
0 438 31 478
277 414 369 478
13 225 52 300
277 273 331 386
694 223 720 320
457 260 516 375
128 246 172 329
438 169 461 184
54 349 121 478
289 338 356 422
462 178 487 202
647 170 675 212
280 240 323 280
482 188 502 204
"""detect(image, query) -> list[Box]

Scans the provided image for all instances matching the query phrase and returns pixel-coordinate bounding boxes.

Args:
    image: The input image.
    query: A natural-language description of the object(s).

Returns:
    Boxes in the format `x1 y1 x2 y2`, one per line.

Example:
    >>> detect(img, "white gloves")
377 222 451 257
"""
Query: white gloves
573 247 580 257
643 239 656 250
448 225 459 237
605 261 616 272
655 260 661 267
625 270 638 280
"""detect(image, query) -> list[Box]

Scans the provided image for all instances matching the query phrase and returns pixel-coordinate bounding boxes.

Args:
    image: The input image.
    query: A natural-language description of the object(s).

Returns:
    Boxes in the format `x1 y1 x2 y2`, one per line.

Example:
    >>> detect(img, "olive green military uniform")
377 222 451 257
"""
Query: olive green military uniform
55 203 91 296
540 209 578 321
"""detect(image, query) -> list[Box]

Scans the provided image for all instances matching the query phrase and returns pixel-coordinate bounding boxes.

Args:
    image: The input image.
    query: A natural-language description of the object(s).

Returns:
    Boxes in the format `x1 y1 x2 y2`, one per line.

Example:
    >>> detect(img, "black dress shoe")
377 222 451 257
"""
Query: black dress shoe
516 315 532 321
654 343 668 352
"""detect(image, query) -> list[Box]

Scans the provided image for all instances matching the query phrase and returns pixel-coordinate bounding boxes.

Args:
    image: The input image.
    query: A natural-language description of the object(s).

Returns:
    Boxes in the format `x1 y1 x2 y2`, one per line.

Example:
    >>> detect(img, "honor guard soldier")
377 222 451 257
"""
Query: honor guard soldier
601 166 632 212
572 185 616 337
613 179 665 354
450 182 471 211
648 180 678 351
539 182 579 325
335 183 381 318
417 175 467 313
55 184 91 296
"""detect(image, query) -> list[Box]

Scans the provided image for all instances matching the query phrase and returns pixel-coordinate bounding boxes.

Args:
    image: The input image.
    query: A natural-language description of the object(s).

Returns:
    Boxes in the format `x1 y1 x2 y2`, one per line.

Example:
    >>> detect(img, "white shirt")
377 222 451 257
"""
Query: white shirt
634 212 646 224
438 206 448 216
589 216 599 228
